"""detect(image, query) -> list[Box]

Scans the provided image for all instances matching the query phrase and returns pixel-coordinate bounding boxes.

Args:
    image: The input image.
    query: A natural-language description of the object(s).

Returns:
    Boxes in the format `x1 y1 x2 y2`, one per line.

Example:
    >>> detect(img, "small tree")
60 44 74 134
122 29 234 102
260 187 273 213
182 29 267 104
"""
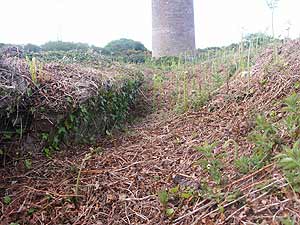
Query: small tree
265 0 280 38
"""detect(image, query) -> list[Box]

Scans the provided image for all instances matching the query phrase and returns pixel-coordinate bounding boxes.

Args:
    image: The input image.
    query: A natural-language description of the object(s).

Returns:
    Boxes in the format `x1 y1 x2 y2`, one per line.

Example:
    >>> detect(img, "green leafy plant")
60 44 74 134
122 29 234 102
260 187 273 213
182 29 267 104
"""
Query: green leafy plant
41 76 142 155
158 185 199 217
191 88 209 110
180 187 194 199
3 195 12 205
199 181 225 203
27 207 36 216
158 189 168 207
283 93 300 113
282 93 300 138
281 216 295 225
24 159 32 170
247 114 277 169
212 73 224 89
223 139 252 174
195 142 225 184
233 114 278 174
165 208 175 217
234 156 252 174
253 114 277 135
276 141 300 192
43 148 51 158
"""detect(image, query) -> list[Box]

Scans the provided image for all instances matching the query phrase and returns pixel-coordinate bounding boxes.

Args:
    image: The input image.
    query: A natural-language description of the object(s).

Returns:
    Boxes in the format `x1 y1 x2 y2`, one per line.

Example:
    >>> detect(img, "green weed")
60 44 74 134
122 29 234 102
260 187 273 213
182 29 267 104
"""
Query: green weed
158 185 199 216
248 115 277 167
276 141 300 192
24 159 32 170
195 142 225 185
158 189 168 207
282 93 300 138
233 114 278 174
281 216 296 225
234 156 252 174
3 195 12 205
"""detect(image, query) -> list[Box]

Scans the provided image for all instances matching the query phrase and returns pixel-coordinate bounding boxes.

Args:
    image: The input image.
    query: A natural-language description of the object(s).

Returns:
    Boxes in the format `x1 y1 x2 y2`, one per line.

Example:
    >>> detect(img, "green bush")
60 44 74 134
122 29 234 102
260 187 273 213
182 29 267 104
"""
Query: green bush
41 41 90 52
104 38 147 53
23 43 42 53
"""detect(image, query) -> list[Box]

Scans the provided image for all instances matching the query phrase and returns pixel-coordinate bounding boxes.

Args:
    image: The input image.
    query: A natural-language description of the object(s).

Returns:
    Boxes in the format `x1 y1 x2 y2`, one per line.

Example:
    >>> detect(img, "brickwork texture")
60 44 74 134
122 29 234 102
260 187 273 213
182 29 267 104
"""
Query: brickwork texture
152 0 196 57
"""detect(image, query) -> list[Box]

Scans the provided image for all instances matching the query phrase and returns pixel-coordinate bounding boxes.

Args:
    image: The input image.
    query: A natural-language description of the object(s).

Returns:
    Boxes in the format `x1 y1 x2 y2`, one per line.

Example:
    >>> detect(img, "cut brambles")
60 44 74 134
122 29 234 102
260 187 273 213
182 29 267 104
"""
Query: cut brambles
2 39 300 225
0 53 144 156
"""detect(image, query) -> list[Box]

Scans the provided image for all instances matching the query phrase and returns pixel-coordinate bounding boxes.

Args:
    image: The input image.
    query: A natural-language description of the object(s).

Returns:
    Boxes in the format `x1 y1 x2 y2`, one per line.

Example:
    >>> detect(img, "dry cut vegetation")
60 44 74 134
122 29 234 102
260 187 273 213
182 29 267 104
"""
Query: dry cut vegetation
1 40 300 225
0 49 143 157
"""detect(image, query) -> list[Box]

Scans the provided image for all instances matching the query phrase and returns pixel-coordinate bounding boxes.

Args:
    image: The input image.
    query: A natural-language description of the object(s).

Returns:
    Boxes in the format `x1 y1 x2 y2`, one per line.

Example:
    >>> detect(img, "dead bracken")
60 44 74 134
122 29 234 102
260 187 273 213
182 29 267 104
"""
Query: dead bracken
1 40 300 225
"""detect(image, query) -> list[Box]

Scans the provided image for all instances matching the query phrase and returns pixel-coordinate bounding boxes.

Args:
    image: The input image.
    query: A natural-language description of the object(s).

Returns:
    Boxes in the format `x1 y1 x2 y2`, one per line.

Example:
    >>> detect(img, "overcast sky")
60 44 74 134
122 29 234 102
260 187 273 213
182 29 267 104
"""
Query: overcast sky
1 0 299 49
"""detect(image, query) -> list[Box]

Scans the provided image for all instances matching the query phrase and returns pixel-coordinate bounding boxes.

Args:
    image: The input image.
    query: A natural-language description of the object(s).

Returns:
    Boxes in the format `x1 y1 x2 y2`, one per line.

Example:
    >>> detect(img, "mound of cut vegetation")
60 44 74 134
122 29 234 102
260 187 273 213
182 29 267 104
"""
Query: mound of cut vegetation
0 48 143 157
1 41 300 225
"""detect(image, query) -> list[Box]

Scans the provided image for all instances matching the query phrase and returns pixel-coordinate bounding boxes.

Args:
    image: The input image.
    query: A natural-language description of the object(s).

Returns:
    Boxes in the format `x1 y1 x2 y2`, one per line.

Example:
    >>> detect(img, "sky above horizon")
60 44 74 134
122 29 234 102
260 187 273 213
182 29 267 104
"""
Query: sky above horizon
1 0 300 49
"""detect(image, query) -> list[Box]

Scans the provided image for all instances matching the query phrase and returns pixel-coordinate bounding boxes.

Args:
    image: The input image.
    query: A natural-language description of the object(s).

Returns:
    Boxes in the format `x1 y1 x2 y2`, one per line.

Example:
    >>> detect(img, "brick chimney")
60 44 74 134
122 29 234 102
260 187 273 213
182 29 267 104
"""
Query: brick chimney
152 0 196 58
